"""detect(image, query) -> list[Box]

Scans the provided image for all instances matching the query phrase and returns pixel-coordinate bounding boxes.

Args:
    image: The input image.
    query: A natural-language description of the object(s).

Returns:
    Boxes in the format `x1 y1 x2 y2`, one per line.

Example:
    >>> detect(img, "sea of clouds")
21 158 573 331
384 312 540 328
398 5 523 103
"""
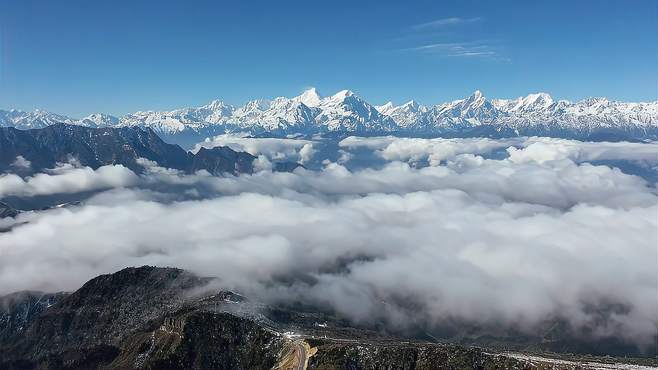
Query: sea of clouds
0 136 656 347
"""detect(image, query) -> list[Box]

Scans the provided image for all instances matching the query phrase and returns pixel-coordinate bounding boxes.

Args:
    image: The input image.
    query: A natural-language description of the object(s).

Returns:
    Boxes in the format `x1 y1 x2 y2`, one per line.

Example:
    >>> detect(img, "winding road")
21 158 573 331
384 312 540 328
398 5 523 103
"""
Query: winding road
292 340 308 370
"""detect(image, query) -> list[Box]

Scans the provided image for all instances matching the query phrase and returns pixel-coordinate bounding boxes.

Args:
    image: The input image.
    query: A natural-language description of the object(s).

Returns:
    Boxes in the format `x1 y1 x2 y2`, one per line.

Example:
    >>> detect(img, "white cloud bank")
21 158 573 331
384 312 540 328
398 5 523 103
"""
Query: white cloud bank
193 134 316 164
0 137 656 348
340 136 658 167
0 164 139 198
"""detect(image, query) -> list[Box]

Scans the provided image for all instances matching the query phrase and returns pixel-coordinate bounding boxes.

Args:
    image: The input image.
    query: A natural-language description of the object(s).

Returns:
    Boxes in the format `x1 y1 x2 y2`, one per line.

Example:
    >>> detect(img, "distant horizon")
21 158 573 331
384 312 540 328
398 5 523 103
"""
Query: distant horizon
3 87 657 119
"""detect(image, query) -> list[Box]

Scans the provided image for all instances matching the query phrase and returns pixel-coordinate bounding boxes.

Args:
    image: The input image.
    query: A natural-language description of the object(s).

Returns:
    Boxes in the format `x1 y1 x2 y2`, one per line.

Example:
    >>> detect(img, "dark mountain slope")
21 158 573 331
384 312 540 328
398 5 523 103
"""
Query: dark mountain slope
0 201 18 218
0 124 257 176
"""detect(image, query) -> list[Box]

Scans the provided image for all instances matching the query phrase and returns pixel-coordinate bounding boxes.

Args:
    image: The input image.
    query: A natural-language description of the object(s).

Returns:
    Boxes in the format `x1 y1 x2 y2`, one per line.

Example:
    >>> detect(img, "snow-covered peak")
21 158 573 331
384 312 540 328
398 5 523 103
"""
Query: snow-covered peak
376 99 428 128
401 100 422 110
528 92 553 104
502 92 555 113
464 90 486 106
295 88 322 107
244 99 271 111
432 90 500 124
328 89 354 102
1 89 657 139
203 99 233 111
491 99 510 110
376 102 396 115
199 100 235 124
314 89 396 132
79 113 119 127
580 97 610 106
0 108 73 129
379 100 428 129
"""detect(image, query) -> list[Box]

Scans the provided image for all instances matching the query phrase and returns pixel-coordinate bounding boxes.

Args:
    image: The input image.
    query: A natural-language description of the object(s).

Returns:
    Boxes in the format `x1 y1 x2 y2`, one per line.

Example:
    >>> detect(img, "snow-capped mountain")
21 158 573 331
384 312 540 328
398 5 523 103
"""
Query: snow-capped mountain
294 87 322 107
2 89 657 145
421 90 503 131
231 97 317 132
315 90 397 132
376 100 428 129
492 92 555 113
0 109 74 129
78 113 120 128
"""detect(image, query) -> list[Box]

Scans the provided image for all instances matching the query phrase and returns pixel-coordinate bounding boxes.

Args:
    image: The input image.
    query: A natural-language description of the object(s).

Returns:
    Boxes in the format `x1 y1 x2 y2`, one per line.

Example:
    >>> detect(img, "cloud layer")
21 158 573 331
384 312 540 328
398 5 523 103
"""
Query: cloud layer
0 137 656 348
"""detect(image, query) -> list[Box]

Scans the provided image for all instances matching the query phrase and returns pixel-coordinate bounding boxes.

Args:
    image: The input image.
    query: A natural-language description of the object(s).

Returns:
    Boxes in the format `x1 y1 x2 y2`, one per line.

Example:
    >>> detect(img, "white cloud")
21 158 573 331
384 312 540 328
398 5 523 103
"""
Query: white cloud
412 17 482 30
0 137 656 348
407 42 499 58
0 164 139 198
253 155 273 172
508 138 658 165
193 134 315 163
299 143 316 164
340 136 522 165
341 136 658 170
11 156 31 170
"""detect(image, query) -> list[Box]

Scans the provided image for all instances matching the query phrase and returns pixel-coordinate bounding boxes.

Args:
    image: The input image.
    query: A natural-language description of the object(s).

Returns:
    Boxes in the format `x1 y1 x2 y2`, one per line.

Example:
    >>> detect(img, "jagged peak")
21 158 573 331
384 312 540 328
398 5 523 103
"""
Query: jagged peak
401 100 420 109
203 99 233 111
376 101 396 115
527 92 552 100
2 90 657 138
83 112 116 119
507 92 554 111
581 96 610 105
458 90 487 109
330 89 355 101
523 92 553 105
296 87 322 107
242 99 271 111
80 113 119 124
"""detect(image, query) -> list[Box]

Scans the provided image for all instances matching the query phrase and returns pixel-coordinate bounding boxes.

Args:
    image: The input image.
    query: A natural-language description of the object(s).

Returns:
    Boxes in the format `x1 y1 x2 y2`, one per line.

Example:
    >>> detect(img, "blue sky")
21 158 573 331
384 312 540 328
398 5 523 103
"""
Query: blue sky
0 0 656 117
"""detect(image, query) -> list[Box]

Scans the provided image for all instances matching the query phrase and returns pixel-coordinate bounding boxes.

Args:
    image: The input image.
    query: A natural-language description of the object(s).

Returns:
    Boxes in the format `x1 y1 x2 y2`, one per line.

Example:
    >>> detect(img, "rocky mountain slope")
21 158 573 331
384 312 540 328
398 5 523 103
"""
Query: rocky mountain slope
0 267 654 370
0 201 19 218
2 90 657 145
0 124 257 176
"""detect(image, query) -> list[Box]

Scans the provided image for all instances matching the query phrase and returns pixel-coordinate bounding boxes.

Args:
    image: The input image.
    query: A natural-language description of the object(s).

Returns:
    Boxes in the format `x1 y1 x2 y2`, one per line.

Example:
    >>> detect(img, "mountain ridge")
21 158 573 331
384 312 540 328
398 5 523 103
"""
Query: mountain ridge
0 124 260 176
2 90 657 146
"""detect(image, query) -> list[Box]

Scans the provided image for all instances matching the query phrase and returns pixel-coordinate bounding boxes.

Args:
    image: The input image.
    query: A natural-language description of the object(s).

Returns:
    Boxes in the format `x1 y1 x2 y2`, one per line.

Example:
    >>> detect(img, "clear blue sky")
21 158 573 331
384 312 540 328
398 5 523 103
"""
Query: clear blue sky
1 0 656 117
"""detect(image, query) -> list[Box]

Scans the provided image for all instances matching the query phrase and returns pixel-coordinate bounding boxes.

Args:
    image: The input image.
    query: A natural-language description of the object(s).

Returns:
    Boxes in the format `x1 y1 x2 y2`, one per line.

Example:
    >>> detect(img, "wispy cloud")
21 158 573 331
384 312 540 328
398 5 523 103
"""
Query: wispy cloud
411 17 482 31
404 41 504 60
397 16 507 60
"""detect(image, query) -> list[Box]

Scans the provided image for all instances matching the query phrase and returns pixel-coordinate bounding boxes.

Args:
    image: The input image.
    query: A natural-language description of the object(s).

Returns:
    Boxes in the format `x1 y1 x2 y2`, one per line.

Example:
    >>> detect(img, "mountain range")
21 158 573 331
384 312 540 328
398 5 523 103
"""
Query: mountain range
2 90 657 147
0 124 262 176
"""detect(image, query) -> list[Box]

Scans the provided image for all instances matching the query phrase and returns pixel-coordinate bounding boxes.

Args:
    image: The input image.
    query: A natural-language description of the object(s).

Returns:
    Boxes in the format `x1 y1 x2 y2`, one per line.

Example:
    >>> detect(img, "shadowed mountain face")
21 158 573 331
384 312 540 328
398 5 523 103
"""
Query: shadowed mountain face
0 291 68 340
0 267 654 370
0 202 18 218
0 124 256 176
